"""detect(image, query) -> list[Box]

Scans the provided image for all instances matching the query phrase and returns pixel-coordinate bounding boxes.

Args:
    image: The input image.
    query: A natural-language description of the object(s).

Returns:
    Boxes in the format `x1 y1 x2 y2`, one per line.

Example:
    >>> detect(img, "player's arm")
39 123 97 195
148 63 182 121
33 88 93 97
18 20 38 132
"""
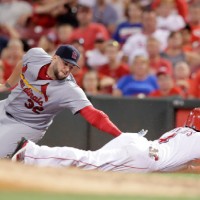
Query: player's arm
176 165 200 173
79 105 121 137
186 165 200 173
175 160 200 173
0 61 22 92
185 159 200 173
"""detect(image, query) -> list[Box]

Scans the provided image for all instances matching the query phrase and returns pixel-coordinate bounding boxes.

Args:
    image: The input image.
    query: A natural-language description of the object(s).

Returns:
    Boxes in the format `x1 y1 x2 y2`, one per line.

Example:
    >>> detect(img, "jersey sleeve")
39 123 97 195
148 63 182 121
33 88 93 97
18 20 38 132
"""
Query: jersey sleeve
23 48 51 66
61 83 92 114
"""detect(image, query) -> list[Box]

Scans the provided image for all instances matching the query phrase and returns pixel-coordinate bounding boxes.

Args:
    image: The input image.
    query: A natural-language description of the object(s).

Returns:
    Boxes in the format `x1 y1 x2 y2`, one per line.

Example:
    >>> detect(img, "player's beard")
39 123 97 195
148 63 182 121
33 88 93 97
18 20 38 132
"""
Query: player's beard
53 64 67 80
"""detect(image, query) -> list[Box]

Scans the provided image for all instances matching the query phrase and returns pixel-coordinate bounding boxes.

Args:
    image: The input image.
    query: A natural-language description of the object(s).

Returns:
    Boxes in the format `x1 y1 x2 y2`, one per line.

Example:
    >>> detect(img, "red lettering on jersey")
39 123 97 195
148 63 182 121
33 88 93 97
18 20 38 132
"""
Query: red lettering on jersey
32 106 44 114
159 133 177 144
24 98 44 114
25 99 34 109
23 88 43 106
20 79 25 88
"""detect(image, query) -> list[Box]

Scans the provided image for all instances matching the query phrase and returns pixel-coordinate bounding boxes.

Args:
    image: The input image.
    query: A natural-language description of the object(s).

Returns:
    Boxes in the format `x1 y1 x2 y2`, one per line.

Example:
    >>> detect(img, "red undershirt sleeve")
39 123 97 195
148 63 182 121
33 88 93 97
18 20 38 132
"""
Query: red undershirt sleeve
79 105 121 137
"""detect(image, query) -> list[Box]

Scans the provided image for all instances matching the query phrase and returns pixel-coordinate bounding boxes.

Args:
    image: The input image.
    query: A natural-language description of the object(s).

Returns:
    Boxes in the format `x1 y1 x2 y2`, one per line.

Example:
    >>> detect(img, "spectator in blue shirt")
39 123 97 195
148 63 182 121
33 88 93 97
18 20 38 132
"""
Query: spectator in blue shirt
112 2 143 44
112 55 158 97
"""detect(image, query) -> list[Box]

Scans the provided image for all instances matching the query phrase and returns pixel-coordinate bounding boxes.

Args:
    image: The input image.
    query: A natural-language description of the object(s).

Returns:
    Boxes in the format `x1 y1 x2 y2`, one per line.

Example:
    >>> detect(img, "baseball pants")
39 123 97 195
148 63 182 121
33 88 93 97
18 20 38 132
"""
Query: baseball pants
23 133 155 173
0 100 45 158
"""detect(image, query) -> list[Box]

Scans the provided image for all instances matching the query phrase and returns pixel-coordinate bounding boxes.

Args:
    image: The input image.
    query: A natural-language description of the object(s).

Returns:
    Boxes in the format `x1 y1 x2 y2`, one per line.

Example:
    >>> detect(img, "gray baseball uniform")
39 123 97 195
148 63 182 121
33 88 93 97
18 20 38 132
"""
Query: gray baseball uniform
0 48 91 158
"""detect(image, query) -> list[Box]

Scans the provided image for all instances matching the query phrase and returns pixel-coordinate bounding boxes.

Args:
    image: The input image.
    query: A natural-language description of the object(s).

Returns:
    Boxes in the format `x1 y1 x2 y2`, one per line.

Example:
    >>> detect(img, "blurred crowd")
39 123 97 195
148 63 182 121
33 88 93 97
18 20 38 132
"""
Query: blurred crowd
1 0 200 99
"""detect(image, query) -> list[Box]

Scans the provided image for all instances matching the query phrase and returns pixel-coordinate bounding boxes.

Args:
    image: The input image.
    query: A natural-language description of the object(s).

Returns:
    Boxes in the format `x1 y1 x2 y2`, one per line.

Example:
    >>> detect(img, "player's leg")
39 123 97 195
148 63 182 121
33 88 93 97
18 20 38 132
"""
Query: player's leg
0 122 45 158
0 100 45 158
23 133 152 173
23 140 125 170
0 115 45 158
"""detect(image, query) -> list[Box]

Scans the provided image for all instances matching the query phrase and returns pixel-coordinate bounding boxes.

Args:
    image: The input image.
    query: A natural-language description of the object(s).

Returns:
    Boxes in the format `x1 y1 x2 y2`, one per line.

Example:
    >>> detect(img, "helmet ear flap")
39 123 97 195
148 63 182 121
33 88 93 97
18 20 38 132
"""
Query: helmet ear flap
185 108 200 131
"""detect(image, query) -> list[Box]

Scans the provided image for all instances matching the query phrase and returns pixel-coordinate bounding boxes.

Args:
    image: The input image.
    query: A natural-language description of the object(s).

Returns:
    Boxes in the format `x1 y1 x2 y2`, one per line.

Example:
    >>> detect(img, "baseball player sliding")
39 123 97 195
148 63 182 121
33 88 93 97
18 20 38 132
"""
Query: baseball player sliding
0 45 122 158
12 108 200 173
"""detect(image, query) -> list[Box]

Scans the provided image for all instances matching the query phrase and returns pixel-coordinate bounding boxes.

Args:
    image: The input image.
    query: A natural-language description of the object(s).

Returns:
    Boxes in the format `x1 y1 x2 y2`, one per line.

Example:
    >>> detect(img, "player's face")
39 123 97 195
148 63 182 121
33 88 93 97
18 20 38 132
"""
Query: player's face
53 57 75 80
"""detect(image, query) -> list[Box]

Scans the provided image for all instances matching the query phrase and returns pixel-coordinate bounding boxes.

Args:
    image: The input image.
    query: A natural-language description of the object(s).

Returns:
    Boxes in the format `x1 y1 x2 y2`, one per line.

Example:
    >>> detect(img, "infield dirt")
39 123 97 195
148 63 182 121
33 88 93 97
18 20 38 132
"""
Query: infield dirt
0 160 199 198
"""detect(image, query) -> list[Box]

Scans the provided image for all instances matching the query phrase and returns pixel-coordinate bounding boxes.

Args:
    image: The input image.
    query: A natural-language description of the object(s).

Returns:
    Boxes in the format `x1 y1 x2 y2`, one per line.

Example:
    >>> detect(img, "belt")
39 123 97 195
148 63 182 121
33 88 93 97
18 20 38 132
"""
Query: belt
6 111 14 118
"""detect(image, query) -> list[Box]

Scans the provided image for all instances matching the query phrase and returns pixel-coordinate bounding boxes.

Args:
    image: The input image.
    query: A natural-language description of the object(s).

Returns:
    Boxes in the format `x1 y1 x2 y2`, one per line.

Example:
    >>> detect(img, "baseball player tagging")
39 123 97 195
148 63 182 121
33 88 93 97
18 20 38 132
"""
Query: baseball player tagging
0 45 121 158
12 108 200 173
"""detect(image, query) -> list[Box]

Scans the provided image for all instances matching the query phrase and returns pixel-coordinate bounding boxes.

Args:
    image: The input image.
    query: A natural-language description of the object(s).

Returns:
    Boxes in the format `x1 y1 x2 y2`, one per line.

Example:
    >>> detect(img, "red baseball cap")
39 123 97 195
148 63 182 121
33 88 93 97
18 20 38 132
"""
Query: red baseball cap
156 66 172 76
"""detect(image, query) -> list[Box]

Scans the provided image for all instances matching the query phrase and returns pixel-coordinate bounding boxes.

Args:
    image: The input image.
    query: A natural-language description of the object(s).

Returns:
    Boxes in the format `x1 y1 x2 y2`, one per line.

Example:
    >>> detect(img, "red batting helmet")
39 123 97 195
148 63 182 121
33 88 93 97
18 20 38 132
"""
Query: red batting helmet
185 108 200 131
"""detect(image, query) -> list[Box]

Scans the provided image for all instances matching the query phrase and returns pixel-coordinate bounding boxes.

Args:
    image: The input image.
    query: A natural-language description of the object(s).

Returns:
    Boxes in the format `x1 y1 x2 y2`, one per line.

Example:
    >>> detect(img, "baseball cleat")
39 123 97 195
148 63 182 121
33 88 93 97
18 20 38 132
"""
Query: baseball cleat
11 137 28 162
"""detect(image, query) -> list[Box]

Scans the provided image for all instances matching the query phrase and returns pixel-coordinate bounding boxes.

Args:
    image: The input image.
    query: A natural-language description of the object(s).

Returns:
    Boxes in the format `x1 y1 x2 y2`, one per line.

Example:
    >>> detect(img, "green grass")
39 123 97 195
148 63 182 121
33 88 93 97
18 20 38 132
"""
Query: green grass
0 191 199 200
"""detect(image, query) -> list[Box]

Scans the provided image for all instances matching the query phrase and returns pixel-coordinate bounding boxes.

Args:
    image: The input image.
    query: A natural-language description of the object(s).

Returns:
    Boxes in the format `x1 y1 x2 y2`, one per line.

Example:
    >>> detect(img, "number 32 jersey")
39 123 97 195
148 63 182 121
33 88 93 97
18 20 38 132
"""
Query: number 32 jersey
4 48 91 130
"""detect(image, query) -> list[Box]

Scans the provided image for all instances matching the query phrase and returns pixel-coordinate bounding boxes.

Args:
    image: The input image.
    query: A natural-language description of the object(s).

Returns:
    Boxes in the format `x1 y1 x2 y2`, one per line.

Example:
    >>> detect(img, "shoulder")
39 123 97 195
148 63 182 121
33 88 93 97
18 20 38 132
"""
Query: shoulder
25 48 49 57
23 48 51 65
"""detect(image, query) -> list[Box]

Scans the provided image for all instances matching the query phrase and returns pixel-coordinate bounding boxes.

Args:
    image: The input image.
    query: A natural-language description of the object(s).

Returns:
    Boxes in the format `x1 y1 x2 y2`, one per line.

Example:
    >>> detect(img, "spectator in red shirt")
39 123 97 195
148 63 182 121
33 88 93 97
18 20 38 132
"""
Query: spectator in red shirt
37 33 56 55
55 24 74 46
0 39 24 82
189 68 200 98
82 70 101 96
71 54 88 88
16 0 69 47
181 25 193 52
149 66 183 98
0 65 4 84
187 4 200 43
146 36 173 75
71 39 88 88
174 61 194 98
30 0 69 28
98 40 130 94
189 40 200 73
69 1 110 51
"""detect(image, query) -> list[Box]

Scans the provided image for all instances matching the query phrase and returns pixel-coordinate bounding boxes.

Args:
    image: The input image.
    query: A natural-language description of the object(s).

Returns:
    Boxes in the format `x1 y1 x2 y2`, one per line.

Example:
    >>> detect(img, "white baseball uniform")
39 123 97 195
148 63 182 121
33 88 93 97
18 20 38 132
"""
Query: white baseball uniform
23 127 199 172
0 48 91 158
